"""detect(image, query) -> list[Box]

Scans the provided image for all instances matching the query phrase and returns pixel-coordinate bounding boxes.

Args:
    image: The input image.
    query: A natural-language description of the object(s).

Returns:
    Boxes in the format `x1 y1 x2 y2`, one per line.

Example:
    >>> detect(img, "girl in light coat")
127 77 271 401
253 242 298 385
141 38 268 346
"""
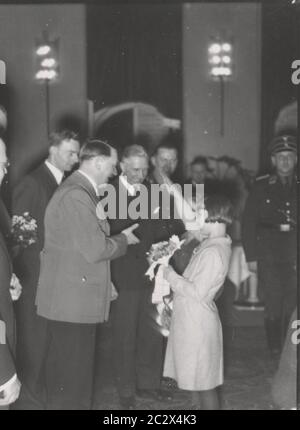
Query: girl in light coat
162 195 233 410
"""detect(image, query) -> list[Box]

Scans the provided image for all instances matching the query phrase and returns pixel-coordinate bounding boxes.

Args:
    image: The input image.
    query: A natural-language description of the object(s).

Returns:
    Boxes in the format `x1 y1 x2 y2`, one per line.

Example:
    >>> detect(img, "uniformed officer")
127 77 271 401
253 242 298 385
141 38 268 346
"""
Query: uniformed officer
242 133 297 354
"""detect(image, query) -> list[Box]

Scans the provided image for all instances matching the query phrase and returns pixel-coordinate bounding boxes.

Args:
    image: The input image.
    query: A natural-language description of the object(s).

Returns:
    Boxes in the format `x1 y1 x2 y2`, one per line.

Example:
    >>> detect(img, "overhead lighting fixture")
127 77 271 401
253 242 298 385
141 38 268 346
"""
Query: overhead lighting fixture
35 69 58 80
208 40 233 78
36 45 51 56
34 31 60 137
208 38 234 136
41 58 56 68
208 43 221 54
35 33 59 82
222 43 232 52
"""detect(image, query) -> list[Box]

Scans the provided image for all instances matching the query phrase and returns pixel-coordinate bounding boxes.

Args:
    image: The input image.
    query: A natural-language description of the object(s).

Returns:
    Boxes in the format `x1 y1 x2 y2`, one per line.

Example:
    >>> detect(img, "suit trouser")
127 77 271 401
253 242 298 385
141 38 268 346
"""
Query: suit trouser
112 287 164 397
14 286 47 410
258 260 297 345
40 318 97 410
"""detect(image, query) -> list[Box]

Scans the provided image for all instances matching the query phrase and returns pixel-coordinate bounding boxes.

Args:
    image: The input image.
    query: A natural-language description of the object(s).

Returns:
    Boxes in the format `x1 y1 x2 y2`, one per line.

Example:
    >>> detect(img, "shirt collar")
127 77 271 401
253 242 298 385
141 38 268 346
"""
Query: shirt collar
77 170 99 196
120 174 139 196
45 160 64 185
278 173 293 187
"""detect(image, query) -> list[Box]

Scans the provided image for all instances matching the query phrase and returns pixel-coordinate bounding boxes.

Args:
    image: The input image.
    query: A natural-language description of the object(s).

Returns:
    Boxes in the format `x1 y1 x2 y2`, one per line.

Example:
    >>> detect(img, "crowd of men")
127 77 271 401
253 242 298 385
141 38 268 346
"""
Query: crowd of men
0 132 185 409
0 127 297 410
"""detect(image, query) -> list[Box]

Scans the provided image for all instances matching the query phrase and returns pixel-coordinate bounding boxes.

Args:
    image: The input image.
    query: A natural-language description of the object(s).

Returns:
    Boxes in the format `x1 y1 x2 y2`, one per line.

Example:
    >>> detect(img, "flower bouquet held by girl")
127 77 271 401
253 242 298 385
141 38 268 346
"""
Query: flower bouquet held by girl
146 235 185 336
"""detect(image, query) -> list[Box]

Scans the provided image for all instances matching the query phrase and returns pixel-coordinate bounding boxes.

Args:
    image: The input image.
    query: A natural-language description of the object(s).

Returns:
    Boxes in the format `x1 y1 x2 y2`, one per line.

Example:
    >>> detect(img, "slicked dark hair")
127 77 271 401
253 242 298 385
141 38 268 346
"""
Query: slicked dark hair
79 139 112 163
191 155 209 168
152 139 179 157
48 130 79 148
204 194 233 225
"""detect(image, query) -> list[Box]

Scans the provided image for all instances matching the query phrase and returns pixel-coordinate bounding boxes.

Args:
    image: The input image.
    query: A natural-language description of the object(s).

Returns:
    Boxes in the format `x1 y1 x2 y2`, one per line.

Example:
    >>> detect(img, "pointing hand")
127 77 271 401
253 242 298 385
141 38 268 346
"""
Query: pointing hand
122 223 140 245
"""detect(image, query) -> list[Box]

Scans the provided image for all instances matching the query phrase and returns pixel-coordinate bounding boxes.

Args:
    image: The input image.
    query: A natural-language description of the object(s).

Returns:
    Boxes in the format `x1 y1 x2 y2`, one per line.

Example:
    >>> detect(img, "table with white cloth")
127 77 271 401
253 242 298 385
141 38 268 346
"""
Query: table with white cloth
227 244 259 304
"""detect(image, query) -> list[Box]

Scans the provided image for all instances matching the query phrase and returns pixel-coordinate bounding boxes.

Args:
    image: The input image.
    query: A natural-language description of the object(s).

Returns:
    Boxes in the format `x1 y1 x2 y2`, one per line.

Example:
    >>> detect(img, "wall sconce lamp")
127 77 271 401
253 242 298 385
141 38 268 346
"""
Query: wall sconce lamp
208 40 233 136
35 31 59 136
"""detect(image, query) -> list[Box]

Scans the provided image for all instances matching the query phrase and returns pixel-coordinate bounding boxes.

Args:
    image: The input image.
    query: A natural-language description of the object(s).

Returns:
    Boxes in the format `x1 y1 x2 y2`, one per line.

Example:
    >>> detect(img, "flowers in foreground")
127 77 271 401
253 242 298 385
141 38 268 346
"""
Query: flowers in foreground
146 235 185 337
146 235 185 279
11 212 38 248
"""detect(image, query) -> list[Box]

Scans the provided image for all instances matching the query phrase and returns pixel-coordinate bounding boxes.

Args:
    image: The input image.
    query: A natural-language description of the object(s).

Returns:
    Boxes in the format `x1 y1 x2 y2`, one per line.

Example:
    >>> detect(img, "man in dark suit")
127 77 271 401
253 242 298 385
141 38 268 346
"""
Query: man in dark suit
109 144 169 409
0 232 20 409
148 140 185 242
0 138 20 408
12 130 80 409
0 195 10 243
186 155 210 199
242 133 297 355
0 154 11 245
0 106 11 245
35 139 139 409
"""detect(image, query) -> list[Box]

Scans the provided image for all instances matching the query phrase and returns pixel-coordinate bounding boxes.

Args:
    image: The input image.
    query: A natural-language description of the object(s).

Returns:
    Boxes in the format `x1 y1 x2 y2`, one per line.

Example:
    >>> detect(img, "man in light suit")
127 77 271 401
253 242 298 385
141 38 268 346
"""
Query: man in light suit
35 139 139 410
12 130 80 409
0 138 20 408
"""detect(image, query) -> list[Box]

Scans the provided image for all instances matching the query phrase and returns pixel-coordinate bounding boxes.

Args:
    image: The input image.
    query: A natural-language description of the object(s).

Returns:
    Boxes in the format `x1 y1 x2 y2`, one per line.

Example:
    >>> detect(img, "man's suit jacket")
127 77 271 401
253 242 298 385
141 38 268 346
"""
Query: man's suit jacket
0 197 11 245
36 171 128 324
0 231 15 387
109 178 155 291
12 163 58 292
147 173 185 242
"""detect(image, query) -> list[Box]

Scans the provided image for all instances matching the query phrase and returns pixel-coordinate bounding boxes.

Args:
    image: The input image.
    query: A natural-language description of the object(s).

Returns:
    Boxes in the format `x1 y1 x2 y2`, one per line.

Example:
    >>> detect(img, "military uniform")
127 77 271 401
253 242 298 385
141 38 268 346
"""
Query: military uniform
242 135 297 353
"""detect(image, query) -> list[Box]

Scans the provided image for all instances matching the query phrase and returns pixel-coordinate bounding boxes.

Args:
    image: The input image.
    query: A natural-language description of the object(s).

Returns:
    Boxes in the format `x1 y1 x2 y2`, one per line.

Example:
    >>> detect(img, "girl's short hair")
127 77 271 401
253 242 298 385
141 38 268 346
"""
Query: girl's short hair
204 194 234 225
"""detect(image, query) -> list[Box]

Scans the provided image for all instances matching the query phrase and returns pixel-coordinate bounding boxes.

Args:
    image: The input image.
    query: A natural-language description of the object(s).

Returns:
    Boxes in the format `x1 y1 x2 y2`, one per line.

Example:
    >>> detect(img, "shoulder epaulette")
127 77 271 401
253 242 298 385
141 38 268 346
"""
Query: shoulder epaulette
268 174 277 184
255 174 270 182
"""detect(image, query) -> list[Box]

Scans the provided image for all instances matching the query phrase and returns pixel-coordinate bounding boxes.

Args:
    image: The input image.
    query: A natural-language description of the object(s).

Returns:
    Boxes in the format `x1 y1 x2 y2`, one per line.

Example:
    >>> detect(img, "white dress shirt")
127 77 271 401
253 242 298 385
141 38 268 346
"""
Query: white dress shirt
119 174 140 196
45 160 64 185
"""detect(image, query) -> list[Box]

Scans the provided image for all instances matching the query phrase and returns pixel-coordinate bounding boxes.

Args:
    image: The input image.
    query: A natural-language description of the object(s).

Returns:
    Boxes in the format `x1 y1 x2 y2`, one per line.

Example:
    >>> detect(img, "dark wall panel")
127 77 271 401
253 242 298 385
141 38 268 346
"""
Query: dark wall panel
260 2 298 172
87 4 182 120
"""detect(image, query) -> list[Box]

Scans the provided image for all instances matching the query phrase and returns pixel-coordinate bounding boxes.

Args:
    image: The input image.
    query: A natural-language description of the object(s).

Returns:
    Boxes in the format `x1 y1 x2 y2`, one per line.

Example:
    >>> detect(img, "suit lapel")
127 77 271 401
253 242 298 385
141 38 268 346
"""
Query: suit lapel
40 163 60 191
0 231 12 274
0 197 11 239
71 171 110 234
72 171 99 206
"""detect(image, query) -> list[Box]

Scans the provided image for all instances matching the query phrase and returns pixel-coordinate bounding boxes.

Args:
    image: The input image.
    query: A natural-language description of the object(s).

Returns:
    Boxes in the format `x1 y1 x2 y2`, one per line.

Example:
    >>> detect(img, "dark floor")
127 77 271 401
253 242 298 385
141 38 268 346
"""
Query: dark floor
92 320 280 411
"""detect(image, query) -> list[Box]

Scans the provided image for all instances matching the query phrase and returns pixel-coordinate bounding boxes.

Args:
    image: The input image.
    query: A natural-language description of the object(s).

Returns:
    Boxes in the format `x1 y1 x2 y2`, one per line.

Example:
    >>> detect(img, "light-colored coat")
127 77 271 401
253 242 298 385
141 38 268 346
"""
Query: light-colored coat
163 236 232 391
36 171 127 324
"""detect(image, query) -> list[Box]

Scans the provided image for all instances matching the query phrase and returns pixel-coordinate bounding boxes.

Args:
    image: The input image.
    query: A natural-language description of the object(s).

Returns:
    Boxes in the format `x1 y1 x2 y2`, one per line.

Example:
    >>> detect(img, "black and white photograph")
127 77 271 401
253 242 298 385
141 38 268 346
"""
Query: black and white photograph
0 0 298 411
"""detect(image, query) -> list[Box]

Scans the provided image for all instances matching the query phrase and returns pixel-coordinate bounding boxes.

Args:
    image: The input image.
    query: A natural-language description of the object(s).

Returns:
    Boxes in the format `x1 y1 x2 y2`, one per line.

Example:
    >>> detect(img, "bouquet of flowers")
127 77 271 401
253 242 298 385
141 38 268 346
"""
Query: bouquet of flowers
146 235 184 336
11 212 38 248
146 235 185 280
